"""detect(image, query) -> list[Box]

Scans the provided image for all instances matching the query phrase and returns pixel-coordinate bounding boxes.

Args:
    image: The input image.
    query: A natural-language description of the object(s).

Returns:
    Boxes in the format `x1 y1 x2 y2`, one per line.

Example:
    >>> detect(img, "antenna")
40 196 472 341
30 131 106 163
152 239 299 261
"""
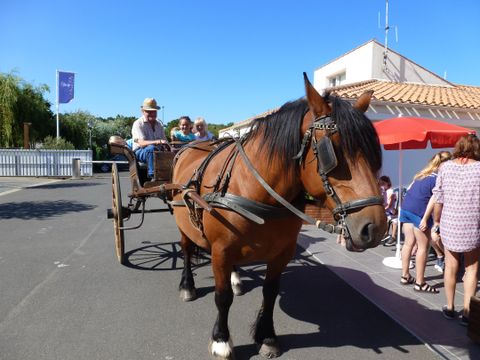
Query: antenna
383 0 389 69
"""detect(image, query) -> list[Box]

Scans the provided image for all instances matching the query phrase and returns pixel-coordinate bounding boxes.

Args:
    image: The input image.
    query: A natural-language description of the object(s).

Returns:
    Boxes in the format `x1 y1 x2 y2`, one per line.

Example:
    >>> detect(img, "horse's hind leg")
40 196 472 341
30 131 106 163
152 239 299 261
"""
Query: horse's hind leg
253 251 293 358
178 232 197 302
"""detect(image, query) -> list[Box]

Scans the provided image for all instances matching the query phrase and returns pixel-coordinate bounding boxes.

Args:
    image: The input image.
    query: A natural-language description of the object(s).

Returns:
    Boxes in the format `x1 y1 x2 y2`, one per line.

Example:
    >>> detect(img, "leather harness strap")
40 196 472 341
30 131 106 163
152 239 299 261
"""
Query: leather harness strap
232 139 318 225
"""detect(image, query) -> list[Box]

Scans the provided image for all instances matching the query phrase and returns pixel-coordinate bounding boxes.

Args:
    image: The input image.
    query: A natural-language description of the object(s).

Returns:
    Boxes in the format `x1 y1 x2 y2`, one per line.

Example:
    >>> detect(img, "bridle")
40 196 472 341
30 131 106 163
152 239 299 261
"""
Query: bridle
293 113 384 241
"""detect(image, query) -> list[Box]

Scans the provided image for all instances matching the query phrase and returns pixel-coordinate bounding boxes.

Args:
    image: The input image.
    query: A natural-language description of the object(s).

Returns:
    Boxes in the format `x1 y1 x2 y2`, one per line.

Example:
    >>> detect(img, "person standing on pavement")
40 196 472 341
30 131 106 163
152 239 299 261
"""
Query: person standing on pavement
131 98 168 179
379 175 398 247
399 151 451 294
432 135 480 325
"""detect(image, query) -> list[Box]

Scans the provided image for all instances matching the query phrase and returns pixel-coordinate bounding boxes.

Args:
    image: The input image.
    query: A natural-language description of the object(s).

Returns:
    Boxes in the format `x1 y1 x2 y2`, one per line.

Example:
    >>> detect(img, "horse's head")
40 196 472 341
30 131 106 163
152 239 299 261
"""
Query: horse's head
299 73 387 251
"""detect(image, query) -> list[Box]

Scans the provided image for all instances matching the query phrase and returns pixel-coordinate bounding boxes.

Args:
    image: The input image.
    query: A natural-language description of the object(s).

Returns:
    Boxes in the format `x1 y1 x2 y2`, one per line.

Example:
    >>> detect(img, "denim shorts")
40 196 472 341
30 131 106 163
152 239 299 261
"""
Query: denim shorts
399 209 433 229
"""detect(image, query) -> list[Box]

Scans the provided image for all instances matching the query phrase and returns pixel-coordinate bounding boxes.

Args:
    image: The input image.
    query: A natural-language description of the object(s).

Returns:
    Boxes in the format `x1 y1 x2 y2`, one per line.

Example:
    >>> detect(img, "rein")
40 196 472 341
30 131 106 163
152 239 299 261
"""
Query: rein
233 139 342 234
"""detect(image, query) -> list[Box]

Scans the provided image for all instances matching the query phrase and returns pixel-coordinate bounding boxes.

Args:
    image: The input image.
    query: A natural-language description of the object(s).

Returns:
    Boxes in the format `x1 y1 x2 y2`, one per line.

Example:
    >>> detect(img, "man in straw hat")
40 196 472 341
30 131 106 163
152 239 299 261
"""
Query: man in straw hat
131 98 168 179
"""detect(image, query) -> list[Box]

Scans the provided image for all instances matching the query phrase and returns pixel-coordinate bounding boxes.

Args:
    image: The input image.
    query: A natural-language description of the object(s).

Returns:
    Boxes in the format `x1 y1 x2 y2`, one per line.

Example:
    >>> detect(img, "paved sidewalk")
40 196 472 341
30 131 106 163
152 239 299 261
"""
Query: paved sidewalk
298 225 480 360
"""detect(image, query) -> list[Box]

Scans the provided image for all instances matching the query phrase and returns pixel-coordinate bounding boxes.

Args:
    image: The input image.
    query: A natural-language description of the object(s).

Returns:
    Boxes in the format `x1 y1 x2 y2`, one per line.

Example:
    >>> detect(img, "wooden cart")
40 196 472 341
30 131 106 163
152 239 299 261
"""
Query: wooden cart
106 136 181 264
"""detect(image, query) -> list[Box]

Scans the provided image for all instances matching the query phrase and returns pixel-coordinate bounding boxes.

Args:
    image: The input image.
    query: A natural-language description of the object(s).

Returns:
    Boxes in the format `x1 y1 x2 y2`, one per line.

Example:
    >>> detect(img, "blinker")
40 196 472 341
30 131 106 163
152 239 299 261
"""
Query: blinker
315 136 338 174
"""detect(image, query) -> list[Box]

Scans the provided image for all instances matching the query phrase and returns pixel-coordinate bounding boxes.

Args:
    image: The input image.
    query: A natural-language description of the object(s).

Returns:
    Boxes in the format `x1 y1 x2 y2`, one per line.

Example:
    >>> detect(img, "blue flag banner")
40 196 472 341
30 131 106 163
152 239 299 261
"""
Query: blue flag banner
58 71 75 104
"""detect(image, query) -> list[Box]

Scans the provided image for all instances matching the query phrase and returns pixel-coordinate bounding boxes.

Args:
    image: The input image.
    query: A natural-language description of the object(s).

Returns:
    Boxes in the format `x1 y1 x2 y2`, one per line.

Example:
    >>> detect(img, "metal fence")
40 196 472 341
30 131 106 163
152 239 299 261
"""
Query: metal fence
0 149 93 177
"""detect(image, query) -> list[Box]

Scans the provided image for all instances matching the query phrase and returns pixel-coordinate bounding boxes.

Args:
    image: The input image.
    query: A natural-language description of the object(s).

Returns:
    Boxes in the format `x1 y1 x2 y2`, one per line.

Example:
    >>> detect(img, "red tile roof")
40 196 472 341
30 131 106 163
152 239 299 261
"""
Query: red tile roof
329 80 480 109
220 80 480 134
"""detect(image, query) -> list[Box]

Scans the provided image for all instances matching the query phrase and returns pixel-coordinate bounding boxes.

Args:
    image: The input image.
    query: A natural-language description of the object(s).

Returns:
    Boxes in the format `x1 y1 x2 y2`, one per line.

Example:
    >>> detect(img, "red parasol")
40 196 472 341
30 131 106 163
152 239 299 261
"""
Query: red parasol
373 116 475 268
374 116 475 150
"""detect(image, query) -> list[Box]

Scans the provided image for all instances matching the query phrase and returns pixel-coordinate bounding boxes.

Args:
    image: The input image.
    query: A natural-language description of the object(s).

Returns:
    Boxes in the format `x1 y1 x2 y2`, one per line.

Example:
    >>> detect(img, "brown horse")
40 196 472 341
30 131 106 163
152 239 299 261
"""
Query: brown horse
171 74 387 359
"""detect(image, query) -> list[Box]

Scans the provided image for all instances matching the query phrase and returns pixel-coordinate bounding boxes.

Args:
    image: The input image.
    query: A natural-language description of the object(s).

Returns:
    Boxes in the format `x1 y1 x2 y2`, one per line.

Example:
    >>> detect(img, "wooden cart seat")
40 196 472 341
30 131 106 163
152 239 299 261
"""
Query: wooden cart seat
108 136 175 193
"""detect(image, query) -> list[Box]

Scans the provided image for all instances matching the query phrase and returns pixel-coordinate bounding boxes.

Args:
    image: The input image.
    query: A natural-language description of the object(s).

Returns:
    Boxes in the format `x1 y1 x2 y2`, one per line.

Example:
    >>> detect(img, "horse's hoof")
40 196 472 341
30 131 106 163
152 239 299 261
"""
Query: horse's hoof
232 284 243 296
179 288 196 302
259 341 281 359
208 339 235 359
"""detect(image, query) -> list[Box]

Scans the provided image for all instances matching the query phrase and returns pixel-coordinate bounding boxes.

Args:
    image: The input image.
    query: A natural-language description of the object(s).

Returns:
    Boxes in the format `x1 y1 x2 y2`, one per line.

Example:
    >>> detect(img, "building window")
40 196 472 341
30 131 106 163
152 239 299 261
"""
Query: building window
328 72 346 87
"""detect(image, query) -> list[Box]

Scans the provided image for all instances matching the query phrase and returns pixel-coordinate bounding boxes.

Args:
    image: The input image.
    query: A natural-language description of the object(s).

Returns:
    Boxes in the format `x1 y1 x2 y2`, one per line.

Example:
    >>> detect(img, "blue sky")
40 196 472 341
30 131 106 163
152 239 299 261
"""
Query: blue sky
1 0 479 125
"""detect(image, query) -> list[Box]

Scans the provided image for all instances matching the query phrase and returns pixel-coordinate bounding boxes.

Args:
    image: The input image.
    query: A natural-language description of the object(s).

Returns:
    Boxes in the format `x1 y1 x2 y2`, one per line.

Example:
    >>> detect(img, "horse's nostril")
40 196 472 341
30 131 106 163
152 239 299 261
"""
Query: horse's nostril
360 223 378 244
360 223 370 241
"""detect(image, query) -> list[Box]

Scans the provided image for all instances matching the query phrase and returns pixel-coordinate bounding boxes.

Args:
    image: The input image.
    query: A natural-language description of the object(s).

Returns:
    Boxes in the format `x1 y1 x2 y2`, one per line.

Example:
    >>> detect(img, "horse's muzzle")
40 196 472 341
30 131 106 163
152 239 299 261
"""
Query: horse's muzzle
345 219 385 252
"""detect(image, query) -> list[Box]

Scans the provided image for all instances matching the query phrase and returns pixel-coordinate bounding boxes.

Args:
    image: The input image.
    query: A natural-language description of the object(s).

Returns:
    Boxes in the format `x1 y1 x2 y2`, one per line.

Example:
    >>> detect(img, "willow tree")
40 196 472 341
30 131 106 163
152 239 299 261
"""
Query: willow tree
0 72 54 148
0 72 20 147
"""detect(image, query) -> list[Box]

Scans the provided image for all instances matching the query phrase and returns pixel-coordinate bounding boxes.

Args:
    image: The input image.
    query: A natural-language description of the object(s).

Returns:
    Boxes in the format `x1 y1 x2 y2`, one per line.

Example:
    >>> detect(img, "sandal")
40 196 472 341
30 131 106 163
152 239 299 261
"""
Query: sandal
414 282 439 294
400 275 415 285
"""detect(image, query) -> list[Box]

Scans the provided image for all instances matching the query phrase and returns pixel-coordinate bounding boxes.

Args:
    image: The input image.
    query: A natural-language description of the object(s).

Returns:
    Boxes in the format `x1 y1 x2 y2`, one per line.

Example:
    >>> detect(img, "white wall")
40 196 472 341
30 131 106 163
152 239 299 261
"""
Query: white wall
313 42 374 90
314 40 451 91
373 43 450 85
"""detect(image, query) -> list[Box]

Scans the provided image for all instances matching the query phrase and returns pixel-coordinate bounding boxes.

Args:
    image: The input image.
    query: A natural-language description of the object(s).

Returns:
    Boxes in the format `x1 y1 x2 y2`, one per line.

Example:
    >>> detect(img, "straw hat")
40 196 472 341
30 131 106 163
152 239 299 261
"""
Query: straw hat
141 98 160 111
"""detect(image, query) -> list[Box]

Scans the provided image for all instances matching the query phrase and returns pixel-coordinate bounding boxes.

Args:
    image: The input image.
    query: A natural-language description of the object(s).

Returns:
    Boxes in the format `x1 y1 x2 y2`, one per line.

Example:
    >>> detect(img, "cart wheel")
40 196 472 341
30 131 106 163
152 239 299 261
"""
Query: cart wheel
111 163 126 264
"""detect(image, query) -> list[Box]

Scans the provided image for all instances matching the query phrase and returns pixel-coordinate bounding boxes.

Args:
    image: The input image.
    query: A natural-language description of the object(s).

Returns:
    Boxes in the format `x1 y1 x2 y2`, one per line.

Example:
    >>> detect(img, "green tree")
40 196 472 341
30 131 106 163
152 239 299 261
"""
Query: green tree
0 71 54 148
165 119 179 141
17 83 55 145
41 136 75 150
59 111 92 149
89 115 136 159
208 123 233 139
0 72 19 146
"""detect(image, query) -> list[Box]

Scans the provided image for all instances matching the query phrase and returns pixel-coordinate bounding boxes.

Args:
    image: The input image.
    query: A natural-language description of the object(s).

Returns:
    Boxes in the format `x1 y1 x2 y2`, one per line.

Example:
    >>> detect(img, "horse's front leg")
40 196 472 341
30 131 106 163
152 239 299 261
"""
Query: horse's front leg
231 265 243 296
178 233 197 302
253 251 293 358
253 279 281 358
209 256 235 359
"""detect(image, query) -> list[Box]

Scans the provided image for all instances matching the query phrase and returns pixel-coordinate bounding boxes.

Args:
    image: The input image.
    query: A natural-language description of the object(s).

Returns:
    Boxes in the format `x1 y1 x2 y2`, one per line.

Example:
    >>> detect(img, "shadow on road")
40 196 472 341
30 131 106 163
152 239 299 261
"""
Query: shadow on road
0 200 96 220
124 241 211 271
33 182 103 190
234 248 435 359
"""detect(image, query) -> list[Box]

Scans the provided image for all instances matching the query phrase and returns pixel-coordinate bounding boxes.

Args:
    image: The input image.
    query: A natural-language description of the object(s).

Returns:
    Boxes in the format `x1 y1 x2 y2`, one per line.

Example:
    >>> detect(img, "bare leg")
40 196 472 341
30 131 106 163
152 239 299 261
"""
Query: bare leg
431 237 444 257
401 223 415 280
431 238 445 273
412 227 429 285
444 249 460 311
391 220 398 240
462 248 480 317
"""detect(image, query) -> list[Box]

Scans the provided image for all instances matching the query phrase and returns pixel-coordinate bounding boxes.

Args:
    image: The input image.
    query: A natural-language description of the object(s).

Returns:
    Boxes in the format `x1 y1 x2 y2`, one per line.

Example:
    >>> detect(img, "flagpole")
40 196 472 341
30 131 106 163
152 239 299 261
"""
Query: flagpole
56 70 60 139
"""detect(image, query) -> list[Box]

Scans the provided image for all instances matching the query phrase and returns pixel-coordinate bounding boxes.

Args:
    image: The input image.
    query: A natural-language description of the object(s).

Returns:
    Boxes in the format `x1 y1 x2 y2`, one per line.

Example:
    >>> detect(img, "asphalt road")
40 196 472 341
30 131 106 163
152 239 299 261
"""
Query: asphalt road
0 174 439 360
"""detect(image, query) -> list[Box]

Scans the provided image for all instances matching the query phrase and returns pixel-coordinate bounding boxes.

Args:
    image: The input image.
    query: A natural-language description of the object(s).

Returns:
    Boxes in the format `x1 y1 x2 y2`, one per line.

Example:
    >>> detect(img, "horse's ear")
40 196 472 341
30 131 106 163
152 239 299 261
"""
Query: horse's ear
353 90 374 113
304 72 328 116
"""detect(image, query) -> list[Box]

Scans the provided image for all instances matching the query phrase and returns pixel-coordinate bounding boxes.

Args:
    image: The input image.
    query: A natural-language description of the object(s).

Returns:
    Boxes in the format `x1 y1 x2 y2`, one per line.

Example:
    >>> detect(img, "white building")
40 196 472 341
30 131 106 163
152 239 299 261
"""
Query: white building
219 39 480 185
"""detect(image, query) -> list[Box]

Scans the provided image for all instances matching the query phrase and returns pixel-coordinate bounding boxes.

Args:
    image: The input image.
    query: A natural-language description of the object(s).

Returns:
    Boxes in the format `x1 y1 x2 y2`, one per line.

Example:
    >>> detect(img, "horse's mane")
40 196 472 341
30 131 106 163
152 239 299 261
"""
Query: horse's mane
242 98 307 177
331 95 382 172
242 95 382 176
